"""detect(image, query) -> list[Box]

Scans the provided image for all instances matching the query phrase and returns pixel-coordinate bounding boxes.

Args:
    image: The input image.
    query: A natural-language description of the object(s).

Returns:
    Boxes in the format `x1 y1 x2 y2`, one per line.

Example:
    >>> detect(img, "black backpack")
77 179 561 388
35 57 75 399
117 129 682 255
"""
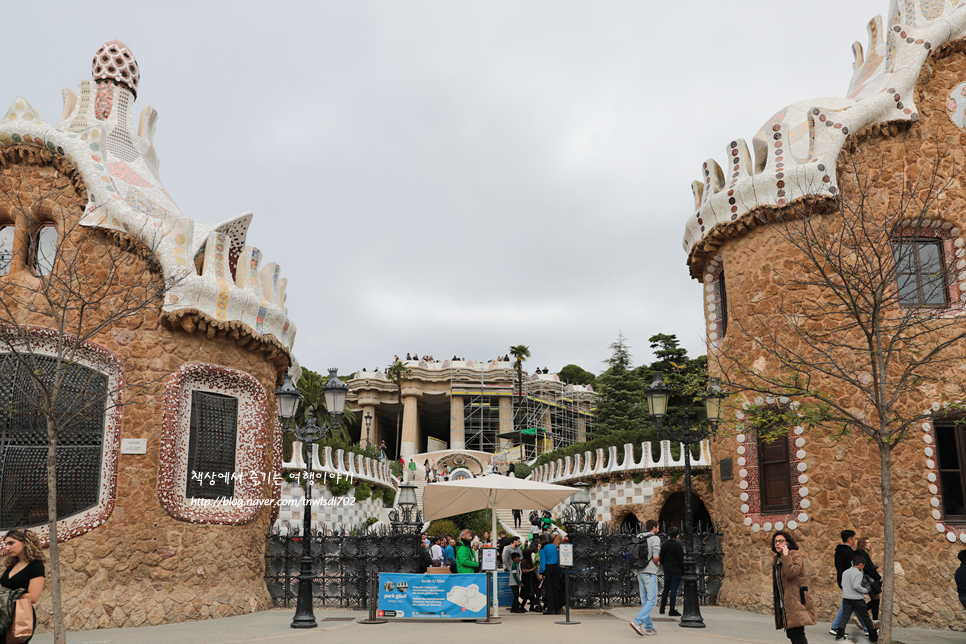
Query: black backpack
627 533 658 568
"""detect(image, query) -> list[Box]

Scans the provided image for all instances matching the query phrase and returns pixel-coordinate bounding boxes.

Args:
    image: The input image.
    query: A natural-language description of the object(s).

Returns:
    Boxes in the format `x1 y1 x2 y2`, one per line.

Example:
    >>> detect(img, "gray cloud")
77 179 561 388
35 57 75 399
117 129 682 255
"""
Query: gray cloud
0 0 885 375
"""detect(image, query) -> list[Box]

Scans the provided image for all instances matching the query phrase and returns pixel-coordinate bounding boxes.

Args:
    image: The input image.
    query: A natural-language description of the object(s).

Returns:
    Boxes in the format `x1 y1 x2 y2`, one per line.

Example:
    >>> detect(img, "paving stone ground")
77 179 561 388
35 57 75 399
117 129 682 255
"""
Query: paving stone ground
29 605 963 644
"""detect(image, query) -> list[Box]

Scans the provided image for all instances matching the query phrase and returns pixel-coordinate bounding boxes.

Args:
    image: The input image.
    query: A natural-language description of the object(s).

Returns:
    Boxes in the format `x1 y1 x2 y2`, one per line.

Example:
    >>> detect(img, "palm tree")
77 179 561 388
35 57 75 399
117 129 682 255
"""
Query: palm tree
296 368 355 444
509 345 531 400
386 361 412 460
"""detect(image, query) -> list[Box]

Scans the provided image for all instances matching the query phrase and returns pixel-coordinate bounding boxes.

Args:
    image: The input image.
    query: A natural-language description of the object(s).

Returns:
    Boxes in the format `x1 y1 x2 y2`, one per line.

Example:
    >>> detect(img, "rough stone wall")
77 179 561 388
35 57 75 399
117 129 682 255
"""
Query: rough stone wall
702 42 966 631
0 151 280 630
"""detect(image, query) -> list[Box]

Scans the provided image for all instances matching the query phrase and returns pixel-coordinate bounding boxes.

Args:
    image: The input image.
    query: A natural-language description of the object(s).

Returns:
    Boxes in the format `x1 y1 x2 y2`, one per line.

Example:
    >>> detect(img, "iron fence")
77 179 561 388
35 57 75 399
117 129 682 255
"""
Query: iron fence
265 525 421 608
562 520 724 608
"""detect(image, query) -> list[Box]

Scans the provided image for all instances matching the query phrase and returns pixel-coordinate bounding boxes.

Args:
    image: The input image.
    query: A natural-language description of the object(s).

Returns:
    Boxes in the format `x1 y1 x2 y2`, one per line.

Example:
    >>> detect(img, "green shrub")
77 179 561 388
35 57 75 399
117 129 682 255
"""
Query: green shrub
382 487 396 507
389 461 403 479
354 481 372 502
328 475 352 496
632 473 644 484
428 519 459 537
513 462 532 480
370 486 384 500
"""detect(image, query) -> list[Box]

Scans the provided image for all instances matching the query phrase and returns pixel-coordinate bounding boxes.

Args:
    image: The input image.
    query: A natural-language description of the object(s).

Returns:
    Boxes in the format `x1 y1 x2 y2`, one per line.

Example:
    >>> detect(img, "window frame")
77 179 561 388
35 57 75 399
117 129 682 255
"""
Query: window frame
158 362 268 525
933 418 966 524
0 327 124 546
757 433 794 514
893 236 950 308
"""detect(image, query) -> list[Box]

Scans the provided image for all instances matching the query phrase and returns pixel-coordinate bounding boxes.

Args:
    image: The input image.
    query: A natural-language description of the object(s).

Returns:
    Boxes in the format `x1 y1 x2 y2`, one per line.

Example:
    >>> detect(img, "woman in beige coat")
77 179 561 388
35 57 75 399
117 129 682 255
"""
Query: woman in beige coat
771 531 816 644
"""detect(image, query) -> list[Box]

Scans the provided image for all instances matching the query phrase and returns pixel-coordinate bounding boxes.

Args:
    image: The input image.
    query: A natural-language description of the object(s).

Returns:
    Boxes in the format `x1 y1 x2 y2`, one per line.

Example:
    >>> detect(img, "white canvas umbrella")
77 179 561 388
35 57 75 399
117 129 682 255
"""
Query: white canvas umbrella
421 474 579 618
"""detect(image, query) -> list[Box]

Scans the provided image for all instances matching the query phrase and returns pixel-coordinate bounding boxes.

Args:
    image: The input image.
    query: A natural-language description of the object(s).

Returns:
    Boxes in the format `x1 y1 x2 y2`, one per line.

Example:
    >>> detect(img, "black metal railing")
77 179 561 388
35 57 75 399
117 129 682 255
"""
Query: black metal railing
562 521 724 608
265 525 421 608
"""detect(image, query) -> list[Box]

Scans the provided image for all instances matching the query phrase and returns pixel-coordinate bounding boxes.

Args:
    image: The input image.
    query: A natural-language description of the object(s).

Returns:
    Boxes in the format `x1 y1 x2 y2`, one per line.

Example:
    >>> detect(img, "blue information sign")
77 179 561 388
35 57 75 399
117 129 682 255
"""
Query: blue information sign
377 573 488 619
496 571 513 607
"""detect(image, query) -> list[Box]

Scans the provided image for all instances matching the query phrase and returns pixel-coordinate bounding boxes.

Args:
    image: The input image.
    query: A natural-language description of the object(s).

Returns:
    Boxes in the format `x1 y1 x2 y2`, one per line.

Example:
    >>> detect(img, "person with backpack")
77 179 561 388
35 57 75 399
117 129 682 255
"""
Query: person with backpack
629 519 661 636
456 529 480 574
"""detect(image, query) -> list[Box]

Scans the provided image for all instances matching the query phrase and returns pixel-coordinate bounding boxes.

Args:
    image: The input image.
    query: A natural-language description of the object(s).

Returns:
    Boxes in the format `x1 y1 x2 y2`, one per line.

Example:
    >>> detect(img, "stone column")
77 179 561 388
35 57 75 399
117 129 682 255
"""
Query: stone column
577 412 586 443
400 388 421 458
498 396 513 450
450 395 465 450
357 394 380 449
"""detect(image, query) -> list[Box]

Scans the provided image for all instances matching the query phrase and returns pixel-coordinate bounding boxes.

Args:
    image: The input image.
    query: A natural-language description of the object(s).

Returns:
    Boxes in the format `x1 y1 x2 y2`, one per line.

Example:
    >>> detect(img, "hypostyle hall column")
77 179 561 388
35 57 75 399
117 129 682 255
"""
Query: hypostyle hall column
357 394 380 449
498 396 513 450
450 395 465 450
400 387 421 458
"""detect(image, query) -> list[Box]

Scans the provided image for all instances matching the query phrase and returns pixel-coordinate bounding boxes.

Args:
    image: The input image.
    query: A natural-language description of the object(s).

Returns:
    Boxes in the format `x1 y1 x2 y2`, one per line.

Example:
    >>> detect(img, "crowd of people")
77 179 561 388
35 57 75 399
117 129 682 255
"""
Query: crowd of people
416 512 569 614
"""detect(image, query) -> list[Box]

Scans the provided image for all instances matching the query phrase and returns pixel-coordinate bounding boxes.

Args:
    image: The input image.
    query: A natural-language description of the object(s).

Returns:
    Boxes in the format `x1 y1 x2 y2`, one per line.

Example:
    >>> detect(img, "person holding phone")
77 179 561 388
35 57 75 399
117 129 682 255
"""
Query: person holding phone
771 531 816 644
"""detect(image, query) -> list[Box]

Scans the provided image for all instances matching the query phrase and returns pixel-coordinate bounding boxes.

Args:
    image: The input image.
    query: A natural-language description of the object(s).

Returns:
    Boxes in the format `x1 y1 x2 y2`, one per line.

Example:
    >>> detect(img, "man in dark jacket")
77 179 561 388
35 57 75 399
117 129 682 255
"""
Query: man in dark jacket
955 549 966 610
829 530 856 635
659 526 685 616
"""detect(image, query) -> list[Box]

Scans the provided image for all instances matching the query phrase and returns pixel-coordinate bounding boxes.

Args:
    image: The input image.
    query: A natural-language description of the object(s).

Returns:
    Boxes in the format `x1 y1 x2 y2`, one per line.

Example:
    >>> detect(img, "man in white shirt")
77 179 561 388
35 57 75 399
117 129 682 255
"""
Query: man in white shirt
431 538 445 567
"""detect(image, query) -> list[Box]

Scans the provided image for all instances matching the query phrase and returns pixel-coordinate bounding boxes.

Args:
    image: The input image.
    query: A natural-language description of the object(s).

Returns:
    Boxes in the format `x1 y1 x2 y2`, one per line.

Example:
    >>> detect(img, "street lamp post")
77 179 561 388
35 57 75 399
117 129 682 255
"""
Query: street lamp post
644 373 724 629
275 368 349 630
389 483 422 534
364 411 373 449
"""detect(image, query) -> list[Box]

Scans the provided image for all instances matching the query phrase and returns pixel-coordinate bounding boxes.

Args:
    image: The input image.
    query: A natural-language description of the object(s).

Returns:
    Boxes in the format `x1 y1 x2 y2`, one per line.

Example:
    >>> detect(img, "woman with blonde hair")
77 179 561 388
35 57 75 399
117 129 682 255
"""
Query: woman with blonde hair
1 529 45 643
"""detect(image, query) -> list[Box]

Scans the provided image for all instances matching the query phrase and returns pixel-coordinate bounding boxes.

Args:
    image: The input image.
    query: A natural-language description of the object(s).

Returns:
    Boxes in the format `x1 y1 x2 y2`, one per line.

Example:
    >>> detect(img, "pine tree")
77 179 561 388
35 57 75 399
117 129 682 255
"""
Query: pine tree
592 333 651 435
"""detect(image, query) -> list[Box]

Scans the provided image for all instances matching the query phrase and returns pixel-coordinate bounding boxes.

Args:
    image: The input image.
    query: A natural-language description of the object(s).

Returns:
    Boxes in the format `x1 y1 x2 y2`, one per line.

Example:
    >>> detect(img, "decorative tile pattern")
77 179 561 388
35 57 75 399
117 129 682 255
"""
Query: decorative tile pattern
158 363 268 525
0 326 125 547
0 41 298 357
683 2 966 264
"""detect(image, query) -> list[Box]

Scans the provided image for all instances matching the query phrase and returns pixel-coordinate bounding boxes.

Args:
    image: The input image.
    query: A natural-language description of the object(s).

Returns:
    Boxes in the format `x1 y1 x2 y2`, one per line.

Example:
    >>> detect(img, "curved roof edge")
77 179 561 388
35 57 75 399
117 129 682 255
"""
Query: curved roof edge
0 42 297 355
682 0 966 277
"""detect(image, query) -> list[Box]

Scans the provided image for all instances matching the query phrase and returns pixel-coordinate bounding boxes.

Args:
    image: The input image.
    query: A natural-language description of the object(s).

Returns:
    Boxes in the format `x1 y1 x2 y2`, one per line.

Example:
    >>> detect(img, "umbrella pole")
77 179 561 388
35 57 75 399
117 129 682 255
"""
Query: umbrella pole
492 507 498 618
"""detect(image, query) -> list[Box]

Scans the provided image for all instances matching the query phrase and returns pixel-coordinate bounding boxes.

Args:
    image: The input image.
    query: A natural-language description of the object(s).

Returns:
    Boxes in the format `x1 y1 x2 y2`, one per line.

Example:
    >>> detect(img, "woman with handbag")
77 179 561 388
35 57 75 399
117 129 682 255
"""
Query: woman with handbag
1 529 45 643
771 531 816 644
854 537 881 627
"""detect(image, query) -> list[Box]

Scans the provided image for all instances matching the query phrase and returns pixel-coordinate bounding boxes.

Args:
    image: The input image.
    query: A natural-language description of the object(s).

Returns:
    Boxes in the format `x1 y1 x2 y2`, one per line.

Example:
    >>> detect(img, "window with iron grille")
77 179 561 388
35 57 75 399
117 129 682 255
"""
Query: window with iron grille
894 238 949 307
934 419 966 523
0 354 106 530
186 391 238 499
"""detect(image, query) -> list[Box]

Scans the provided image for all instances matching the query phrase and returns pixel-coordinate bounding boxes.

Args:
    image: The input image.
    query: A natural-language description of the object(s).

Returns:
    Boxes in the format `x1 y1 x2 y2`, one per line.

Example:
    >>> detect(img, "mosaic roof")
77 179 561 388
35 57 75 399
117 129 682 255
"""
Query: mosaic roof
0 41 297 354
683 0 966 273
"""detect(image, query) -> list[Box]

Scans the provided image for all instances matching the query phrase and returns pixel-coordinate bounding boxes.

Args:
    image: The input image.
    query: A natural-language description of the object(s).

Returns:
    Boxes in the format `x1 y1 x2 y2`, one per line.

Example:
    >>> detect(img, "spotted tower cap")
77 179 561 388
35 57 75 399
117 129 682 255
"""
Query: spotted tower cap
92 40 139 97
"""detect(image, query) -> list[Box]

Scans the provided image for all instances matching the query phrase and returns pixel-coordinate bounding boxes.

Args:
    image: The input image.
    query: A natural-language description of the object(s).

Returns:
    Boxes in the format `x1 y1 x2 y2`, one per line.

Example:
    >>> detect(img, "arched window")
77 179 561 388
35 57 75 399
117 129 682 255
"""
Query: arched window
33 224 57 276
0 225 13 276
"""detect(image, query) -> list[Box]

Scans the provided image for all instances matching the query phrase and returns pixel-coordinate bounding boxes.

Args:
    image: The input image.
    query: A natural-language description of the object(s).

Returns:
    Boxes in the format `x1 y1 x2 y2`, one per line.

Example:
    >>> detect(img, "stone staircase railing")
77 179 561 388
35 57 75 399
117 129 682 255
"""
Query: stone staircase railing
531 440 711 485
283 442 399 489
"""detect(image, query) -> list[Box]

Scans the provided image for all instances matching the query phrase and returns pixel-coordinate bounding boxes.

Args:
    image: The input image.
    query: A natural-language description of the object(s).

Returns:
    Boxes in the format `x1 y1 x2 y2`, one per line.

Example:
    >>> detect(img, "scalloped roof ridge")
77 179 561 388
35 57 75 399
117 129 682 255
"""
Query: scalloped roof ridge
0 42 297 354
683 0 966 276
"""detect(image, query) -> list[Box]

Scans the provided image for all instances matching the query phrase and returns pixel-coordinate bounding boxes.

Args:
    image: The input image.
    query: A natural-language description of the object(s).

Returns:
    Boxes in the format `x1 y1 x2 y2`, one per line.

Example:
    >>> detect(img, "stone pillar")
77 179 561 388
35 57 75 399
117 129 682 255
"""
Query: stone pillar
357 392 382 448
401 388 421 458
450 395 465 450
577 412 586 443
498 396 513 450
359 403 379 448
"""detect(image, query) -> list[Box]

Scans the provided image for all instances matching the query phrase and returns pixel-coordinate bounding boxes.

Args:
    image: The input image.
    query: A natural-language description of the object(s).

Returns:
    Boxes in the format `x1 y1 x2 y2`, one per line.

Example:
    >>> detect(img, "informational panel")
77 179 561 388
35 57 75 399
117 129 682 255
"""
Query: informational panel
560 543 573 567
378 573 487 619
481 547 497 571
120 438 147 454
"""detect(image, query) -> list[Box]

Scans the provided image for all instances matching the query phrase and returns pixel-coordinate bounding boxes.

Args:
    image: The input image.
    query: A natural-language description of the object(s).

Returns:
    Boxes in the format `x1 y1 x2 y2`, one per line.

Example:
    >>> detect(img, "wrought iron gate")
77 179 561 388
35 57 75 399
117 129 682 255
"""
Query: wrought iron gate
265 525 421 608
563 521 724 608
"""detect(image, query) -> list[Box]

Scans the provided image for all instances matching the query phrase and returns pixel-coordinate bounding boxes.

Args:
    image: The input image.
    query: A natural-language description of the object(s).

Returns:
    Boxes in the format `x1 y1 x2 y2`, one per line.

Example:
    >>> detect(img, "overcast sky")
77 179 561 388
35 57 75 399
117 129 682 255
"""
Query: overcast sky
0 0 886 377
